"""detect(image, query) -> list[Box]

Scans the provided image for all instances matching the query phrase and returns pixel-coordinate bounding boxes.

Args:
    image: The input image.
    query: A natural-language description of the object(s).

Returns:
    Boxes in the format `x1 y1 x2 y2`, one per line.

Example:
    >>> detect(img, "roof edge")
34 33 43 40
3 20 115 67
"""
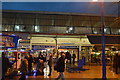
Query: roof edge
2 9 117 17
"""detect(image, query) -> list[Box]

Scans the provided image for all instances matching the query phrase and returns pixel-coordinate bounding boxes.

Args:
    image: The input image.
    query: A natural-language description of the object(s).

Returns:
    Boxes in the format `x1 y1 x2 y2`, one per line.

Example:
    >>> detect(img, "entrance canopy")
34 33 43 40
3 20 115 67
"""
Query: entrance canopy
31 35 92 47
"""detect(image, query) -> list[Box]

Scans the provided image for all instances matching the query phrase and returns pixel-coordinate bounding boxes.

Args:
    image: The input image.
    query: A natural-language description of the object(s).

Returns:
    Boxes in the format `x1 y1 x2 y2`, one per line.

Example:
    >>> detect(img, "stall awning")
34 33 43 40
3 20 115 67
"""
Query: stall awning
87 35 120 44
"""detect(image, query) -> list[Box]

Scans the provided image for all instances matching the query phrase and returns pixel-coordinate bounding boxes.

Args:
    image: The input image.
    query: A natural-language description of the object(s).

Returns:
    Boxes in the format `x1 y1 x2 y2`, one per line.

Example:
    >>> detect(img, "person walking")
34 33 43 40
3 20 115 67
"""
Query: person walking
56 52 65 80
19 56 28 80
48 53 52 76
72 53 76 65
36 59 44 75
28 55 33 74
2 52 10 80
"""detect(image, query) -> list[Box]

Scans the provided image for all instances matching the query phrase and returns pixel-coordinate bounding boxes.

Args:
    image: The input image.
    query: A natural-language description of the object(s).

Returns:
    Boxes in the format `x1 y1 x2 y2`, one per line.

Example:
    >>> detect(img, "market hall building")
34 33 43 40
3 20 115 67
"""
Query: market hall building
1 10 120 79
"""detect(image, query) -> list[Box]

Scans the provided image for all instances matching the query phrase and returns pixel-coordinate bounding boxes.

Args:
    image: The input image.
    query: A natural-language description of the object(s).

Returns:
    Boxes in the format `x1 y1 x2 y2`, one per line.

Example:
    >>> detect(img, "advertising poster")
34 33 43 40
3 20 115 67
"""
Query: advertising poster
1 35 19 48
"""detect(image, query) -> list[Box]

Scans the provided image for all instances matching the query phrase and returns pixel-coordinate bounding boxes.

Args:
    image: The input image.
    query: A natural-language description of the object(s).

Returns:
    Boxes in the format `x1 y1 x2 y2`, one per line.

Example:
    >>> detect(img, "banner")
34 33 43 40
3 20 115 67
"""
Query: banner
1 34 19 48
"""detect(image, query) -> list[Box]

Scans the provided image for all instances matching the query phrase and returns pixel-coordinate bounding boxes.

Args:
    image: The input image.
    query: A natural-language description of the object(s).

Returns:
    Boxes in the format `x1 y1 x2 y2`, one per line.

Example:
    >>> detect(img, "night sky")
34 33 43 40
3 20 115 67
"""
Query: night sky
2 2 118 15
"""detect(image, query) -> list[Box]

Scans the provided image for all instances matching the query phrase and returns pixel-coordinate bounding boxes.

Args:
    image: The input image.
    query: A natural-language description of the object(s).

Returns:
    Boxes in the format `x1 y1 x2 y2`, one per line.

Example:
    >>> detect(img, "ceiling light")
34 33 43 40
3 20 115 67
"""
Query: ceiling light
5 29 8 31
104 28 107 32
15 25 20 30
69 27 73 30
66 31 68 33
119 29 120 32
94 31 97 34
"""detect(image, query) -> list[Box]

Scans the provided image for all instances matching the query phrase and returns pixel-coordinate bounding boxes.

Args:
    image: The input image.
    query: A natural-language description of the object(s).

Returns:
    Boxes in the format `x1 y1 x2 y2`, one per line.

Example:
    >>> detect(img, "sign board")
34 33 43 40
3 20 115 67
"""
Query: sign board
1 34 19 48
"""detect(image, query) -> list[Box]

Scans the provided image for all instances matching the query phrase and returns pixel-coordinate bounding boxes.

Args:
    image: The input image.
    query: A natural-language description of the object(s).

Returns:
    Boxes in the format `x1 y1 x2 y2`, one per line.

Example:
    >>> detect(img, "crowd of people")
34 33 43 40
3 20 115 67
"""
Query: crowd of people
2 51 76 80
2 50 120 80
19 52 53 80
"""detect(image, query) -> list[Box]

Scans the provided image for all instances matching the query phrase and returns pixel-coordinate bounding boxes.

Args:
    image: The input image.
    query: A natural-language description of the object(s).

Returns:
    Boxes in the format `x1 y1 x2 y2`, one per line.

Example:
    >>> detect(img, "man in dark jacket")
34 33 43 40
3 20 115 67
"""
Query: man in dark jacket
2 52 10 80
28 55 33 74
72 53 76 65
56 52 65 80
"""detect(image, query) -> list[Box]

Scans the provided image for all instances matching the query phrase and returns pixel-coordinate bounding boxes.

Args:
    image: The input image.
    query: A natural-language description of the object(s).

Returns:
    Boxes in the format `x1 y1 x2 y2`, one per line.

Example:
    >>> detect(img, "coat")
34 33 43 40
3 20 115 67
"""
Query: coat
28 56 33 68
48 56 52 66
2 56 10 75
20 59 28 73
56 56 65 72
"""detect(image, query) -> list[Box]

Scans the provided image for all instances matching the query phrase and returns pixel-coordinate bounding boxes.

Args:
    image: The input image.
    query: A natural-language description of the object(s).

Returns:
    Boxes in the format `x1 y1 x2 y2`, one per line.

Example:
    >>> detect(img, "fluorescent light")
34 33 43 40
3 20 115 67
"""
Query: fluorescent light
96 53 100 55
104 28 107 32
66 31 68 33
5 29 8 31
69 27 73 30
119 29 120 32
92 0 98 2
35 26 39 32
35 26 38 30
15 25 20 30
94 31 97 34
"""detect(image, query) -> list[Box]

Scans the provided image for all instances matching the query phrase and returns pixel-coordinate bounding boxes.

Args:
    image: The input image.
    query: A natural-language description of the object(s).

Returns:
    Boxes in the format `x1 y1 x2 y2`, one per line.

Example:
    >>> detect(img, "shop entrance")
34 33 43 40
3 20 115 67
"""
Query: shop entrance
30 35 93 64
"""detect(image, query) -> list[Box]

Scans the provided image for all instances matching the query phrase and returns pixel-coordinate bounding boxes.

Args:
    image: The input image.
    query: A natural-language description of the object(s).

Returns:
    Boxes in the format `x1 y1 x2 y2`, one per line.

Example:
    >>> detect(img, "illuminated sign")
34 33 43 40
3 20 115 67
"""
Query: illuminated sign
1 34 19 48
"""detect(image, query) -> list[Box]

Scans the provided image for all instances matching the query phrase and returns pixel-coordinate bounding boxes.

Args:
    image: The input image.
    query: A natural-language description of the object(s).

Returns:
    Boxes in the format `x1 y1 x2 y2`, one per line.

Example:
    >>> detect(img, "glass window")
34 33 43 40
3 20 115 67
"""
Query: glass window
66 27 75 33
37 14 54 19
14 25 34 32
16 17 35 25
36 19 52 26
111 28 120 34
2 18 15 24
93 27 101 34
34 26 40 32
2 25 14 31
14 25 24 31
75 27 92 34
2 13 16 18
104 28 110 34
17 13 35 18
90 16 101 21
55 19 67 26
93 27 111 34
49 26 67 33
91 21 101 27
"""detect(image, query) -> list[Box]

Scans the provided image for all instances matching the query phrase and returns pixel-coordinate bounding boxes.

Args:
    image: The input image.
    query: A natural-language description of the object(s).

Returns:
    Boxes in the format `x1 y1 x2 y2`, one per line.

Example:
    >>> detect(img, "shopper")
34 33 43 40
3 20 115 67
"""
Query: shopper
118 52 120 74
65 51 69 63
28 55 33 74
19 56 28 80
48 53 52 76
38 55 46 62
36 59 44 75
56 52 65 80
113 53 120 74
72 53 76 65
2 52 10 80
68 53 72 64
113 53 117 72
